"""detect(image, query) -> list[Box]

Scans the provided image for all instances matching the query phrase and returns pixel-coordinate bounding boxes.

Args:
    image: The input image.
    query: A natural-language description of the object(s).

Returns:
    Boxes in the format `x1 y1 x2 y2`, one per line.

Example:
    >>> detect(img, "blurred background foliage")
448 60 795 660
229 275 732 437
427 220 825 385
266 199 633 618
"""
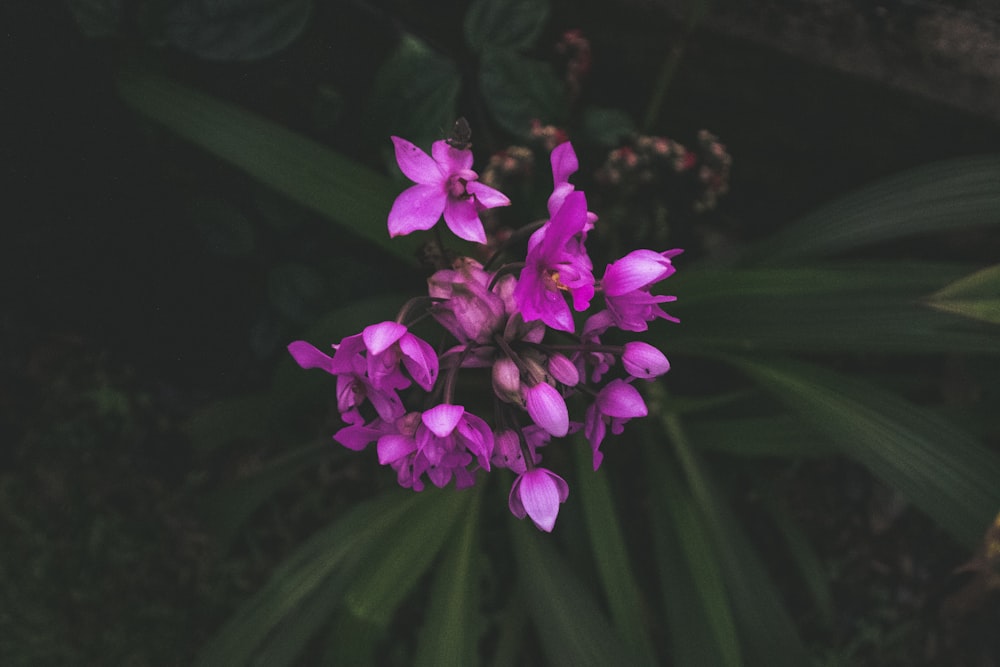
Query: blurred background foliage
4 0 1000 665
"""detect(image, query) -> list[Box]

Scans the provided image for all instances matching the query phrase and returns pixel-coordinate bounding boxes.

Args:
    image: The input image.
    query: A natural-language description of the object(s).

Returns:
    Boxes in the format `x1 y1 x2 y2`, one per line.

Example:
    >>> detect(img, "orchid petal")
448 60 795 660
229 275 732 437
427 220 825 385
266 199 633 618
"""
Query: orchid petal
622 341 670 379
398 333 439 391
377 433 416 465
516 469 569 532
388 184 446 237
525 383 569 437
601 249 674 297
422 403 465 437
431 139 473 172
466 180 511 208
443 198 487 244
597 379 648 419
392 136 443 184
287 341 334 372
362 321 407 355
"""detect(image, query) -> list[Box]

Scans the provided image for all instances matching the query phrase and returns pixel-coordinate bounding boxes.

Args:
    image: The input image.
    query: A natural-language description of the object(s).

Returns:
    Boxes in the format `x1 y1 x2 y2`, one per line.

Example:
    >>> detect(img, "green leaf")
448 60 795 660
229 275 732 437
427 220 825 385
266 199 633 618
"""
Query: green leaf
686 414 837 458
194 490 420 666
647 385 813 666
666 263 1000 355
743 155 1000 264
726 356 1000 547
642 433 741 667
479 50 566 136
201 441 336 548
369 34 461 149
342 487 470 626
117 65 420 266
573 444 657 665
464 0 549 52
926 264 1000 325
509 519 628 667
414 486 483 667
164 0 313 61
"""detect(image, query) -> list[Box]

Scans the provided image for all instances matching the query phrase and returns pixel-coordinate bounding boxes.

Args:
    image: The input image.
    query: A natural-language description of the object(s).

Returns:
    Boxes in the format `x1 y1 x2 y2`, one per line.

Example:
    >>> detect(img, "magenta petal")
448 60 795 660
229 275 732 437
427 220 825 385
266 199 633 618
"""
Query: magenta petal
602 249 674 296
431 139 474 172
392 136 443 184
598 379 648 419
443 198 487 244
377 433 416 464
388 184 447 237
550 141 579 185
466 180 511 209
362 321 407 355
621 342 670 379
547 353 580 387
422 403 465 437
398 333 439 391
517 469 569 532
525 383 569 437
287 341 334 372
334 423 381 451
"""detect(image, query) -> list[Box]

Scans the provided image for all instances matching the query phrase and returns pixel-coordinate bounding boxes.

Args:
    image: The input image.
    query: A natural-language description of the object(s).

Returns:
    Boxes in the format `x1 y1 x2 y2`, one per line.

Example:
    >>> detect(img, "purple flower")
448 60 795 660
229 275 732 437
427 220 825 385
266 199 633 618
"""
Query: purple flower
600 249 682 332
509 468 570 532
376 404 494 491
428 260 506 343
387 137 510 244
287 340 403 424
584 379 648 470
524 382 569 437
547 141 597 230
621 341 670 379
513 191 595 332
360 321 439 392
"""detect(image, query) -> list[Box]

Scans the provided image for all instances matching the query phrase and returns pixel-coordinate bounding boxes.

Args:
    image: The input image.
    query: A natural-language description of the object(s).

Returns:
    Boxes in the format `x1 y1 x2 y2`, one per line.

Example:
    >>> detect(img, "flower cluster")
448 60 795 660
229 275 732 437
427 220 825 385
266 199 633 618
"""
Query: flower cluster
289 131 680 532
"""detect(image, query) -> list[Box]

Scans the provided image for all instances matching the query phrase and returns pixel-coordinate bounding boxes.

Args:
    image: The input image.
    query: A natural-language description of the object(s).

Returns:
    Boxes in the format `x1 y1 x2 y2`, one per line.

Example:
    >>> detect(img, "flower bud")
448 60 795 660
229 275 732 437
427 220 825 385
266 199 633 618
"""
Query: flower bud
547 352 580 387
622 341 670 379
492 357 522 404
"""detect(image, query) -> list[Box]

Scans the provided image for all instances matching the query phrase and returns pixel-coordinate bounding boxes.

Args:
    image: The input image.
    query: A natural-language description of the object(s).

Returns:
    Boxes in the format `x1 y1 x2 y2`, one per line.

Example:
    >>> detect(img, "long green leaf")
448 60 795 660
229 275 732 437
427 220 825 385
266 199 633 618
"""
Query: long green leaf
343 487 470 627
509 518 627 667
643 432 742 667
666 263 1000 355
648 384 813 666
202 441 337 548
726 356 1000 547
194 490 421 666
743 155 1000 264
414 485 483 667
573 444 657 665
117 65 420 265
686 414 836 458
926 264 1000 325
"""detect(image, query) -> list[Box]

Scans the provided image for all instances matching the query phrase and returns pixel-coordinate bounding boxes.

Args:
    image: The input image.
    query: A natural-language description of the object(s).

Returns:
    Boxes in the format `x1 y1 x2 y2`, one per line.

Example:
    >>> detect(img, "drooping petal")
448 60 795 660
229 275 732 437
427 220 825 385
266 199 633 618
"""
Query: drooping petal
597 379 648 419
334 421 386 451
601 249 674 297
377 433 417 465
456 413 494 469
550 141 579 187
443 197 487 244
621 341 670 379
287 341 334 372
421 403 465 437
514 468 570 532
388 184 447 237
466 180 511 209
525 383 569 437
583 402 607 469
392 136 444 184
398 333 440 391
492 429 526 473
362 321 408 356
547 353 580 387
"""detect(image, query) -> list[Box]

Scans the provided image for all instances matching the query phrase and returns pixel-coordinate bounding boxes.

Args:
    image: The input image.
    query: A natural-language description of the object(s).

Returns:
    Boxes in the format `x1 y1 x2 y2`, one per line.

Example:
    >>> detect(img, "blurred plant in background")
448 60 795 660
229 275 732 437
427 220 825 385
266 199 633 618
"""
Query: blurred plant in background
48 0 1000 664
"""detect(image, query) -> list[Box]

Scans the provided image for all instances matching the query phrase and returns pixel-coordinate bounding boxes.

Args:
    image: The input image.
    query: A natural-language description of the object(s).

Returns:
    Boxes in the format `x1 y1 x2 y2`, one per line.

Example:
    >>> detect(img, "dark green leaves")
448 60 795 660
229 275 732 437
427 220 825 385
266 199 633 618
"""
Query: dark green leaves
369 35 462 150
728 356 1000 547
480 50 567 136
464 0 549 52
745 155 1000 264
926 264 1000 325
117 65 421 265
